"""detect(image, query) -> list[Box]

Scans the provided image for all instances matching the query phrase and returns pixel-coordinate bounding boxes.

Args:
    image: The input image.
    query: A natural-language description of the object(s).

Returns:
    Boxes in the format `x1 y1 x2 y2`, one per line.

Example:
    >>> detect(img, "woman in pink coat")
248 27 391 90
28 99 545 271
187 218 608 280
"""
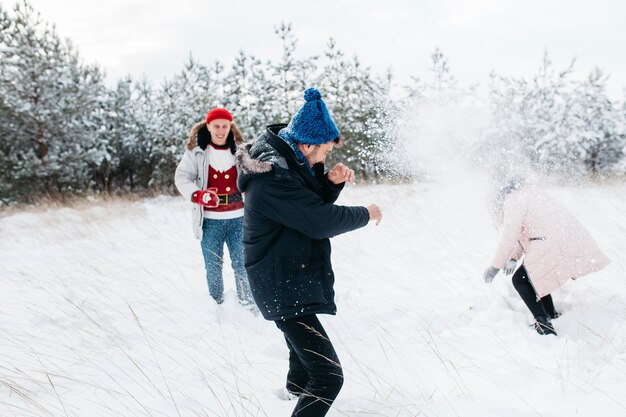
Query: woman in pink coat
483 178 610 336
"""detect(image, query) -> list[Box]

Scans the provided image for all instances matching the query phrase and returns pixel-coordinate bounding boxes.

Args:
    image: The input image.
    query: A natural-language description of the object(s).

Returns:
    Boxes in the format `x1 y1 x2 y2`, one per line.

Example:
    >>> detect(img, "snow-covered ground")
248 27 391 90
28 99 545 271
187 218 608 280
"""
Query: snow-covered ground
1 178 625 417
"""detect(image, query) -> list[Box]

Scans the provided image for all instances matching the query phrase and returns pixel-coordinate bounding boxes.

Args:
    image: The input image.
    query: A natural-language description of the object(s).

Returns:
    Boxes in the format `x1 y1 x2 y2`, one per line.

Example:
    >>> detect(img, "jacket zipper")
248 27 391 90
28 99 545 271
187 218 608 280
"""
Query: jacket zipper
197 150 207 229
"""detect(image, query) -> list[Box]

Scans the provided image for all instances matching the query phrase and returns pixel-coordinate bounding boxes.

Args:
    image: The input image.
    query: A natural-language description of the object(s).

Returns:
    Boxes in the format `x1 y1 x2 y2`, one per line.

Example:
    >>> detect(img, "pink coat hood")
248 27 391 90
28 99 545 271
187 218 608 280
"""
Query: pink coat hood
491 186 610 297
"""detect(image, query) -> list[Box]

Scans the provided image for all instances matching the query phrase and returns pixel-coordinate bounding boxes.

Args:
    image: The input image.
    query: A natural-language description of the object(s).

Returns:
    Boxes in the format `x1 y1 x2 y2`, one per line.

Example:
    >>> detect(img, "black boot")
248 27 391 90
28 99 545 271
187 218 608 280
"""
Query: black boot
534 315 557 336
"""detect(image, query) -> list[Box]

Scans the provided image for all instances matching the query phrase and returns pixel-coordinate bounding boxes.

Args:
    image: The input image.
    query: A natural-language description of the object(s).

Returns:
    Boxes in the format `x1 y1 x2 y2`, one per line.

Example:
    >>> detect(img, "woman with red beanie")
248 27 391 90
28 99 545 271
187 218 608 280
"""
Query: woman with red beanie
174 108 254 307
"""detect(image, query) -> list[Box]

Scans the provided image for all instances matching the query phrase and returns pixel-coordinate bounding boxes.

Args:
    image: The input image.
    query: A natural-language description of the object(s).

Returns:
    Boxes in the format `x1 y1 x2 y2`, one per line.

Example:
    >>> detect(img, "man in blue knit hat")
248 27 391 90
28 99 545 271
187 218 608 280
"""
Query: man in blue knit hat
237 88 382 416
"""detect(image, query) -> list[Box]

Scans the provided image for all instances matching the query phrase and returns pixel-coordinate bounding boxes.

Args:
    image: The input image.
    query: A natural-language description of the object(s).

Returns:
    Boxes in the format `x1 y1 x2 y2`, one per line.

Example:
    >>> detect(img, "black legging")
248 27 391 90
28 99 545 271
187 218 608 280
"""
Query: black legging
512 265 556 319
275 315 343 417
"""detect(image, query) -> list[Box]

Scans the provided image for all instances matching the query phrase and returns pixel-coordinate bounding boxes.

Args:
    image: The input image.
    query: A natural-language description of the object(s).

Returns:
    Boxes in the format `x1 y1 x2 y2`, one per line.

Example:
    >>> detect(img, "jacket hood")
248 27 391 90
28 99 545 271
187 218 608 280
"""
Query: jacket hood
236 124 292 192
186 120 245 151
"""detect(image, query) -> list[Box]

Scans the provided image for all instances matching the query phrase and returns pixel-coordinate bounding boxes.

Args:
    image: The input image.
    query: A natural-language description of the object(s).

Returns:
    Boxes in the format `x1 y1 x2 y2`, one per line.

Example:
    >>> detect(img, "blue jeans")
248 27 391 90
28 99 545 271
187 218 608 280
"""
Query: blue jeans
200 217 253 304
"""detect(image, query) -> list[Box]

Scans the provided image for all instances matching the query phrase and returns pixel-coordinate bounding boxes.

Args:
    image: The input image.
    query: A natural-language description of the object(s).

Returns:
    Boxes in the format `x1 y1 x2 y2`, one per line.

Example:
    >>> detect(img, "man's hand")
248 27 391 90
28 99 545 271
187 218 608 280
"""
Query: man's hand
367 204 382 225
483 267 500 283
327 163 355 185
192 188 219 208
503 259 517 275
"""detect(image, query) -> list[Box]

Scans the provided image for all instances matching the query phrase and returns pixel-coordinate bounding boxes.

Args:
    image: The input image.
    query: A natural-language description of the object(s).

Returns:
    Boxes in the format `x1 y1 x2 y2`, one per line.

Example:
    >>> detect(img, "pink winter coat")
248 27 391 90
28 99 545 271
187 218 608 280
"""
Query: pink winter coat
491 187 610 297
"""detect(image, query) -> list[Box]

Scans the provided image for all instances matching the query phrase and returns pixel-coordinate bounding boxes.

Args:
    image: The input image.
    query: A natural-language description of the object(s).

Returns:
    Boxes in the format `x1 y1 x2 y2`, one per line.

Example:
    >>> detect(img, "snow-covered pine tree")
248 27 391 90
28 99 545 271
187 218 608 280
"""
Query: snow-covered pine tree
527 54 578 175
93 77 131 193
315 38 392 179
486 52 578 176
0 0 106 202
397 48 480 181
486 52 625 178
427 47 460 102
222 50 274 140
267 23 317 122
570 68 625 176
618 91 626 175
130 77 161 189
0 4 17 202
480 72 524 178
93 75 159 193
150 55 223 191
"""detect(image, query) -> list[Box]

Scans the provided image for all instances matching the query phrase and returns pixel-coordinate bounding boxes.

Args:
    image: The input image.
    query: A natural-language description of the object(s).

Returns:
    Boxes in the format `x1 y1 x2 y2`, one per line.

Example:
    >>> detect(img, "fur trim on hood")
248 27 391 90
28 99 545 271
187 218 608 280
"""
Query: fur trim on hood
236 126 291 174
236 143 274 175
236 125 294 193
186 120 245 151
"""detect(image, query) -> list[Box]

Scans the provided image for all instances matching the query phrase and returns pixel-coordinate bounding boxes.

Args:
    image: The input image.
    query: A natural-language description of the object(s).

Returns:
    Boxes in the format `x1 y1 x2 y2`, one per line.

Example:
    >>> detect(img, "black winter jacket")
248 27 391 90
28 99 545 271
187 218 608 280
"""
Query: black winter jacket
236 124 370 320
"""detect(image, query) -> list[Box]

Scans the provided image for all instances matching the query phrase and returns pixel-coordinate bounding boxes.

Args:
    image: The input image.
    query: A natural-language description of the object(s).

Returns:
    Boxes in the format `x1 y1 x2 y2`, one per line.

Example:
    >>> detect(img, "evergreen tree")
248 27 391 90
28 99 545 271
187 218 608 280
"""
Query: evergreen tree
268 23 318 122
150 55 223 191
486 52 577 175
222 50 274 140
527 54 578 174
131 77 161 189
427 47 459 100
94 75 158 193
0 0 106 202
571 68 626 176
403 47 466 106
315 38 393 179
4 1 623 205
398 48 479 181
486 53 625 177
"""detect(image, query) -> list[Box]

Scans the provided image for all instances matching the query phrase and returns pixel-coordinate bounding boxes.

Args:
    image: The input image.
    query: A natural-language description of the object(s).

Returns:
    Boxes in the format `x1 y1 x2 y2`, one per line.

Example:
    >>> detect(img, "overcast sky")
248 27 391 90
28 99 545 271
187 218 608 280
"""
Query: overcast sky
4 0 625 99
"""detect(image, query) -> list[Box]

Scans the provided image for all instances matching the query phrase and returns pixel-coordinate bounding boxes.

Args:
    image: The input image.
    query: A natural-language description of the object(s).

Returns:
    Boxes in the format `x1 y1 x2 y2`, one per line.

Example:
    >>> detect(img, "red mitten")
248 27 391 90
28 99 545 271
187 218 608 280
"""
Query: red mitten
192 188 220 208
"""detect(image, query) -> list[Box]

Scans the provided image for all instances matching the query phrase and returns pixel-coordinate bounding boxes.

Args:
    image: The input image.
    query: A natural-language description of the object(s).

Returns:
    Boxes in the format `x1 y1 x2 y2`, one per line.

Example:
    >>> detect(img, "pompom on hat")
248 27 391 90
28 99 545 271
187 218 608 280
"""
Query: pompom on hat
278 88 340 145
206 108 233 124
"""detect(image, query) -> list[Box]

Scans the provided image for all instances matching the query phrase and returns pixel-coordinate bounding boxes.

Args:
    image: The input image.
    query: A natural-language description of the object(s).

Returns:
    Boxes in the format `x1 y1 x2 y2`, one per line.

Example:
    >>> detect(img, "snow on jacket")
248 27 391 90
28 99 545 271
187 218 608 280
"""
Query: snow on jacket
491 186 610 297
174 121 244 239
236 124 370 321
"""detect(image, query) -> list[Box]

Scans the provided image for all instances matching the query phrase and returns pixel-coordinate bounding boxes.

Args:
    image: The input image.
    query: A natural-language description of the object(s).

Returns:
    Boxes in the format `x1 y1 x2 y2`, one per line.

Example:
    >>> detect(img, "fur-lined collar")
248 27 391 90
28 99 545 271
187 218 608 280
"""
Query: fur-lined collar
186 121 207 150
237 133 289 173
186 120 245 151
236 125 294 192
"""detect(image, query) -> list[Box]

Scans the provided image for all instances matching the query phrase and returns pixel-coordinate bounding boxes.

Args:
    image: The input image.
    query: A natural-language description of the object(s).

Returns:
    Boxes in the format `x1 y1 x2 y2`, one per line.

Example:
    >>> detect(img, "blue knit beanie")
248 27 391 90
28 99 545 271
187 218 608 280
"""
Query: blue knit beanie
278 88 340 145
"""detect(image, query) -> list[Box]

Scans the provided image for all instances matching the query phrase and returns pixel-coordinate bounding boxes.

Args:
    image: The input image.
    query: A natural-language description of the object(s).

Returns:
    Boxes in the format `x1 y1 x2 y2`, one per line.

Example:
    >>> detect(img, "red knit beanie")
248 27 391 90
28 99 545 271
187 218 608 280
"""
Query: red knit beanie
205 108 233 124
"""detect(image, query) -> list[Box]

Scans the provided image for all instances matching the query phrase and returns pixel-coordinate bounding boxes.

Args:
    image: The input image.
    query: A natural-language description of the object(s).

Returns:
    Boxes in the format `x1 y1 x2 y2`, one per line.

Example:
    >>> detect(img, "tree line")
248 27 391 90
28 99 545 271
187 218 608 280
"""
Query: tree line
1 1 625 205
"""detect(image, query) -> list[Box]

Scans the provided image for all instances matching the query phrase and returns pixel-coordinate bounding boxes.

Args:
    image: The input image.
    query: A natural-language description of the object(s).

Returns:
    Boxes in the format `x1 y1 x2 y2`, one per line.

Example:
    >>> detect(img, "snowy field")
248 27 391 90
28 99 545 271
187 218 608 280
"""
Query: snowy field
1 178 625 417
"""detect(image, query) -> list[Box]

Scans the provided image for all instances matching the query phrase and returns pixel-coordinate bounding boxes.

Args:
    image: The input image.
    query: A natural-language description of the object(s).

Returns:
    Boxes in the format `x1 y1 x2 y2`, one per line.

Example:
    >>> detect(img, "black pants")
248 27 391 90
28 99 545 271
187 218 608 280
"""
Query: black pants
275 315 343 417
512 265 556 319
